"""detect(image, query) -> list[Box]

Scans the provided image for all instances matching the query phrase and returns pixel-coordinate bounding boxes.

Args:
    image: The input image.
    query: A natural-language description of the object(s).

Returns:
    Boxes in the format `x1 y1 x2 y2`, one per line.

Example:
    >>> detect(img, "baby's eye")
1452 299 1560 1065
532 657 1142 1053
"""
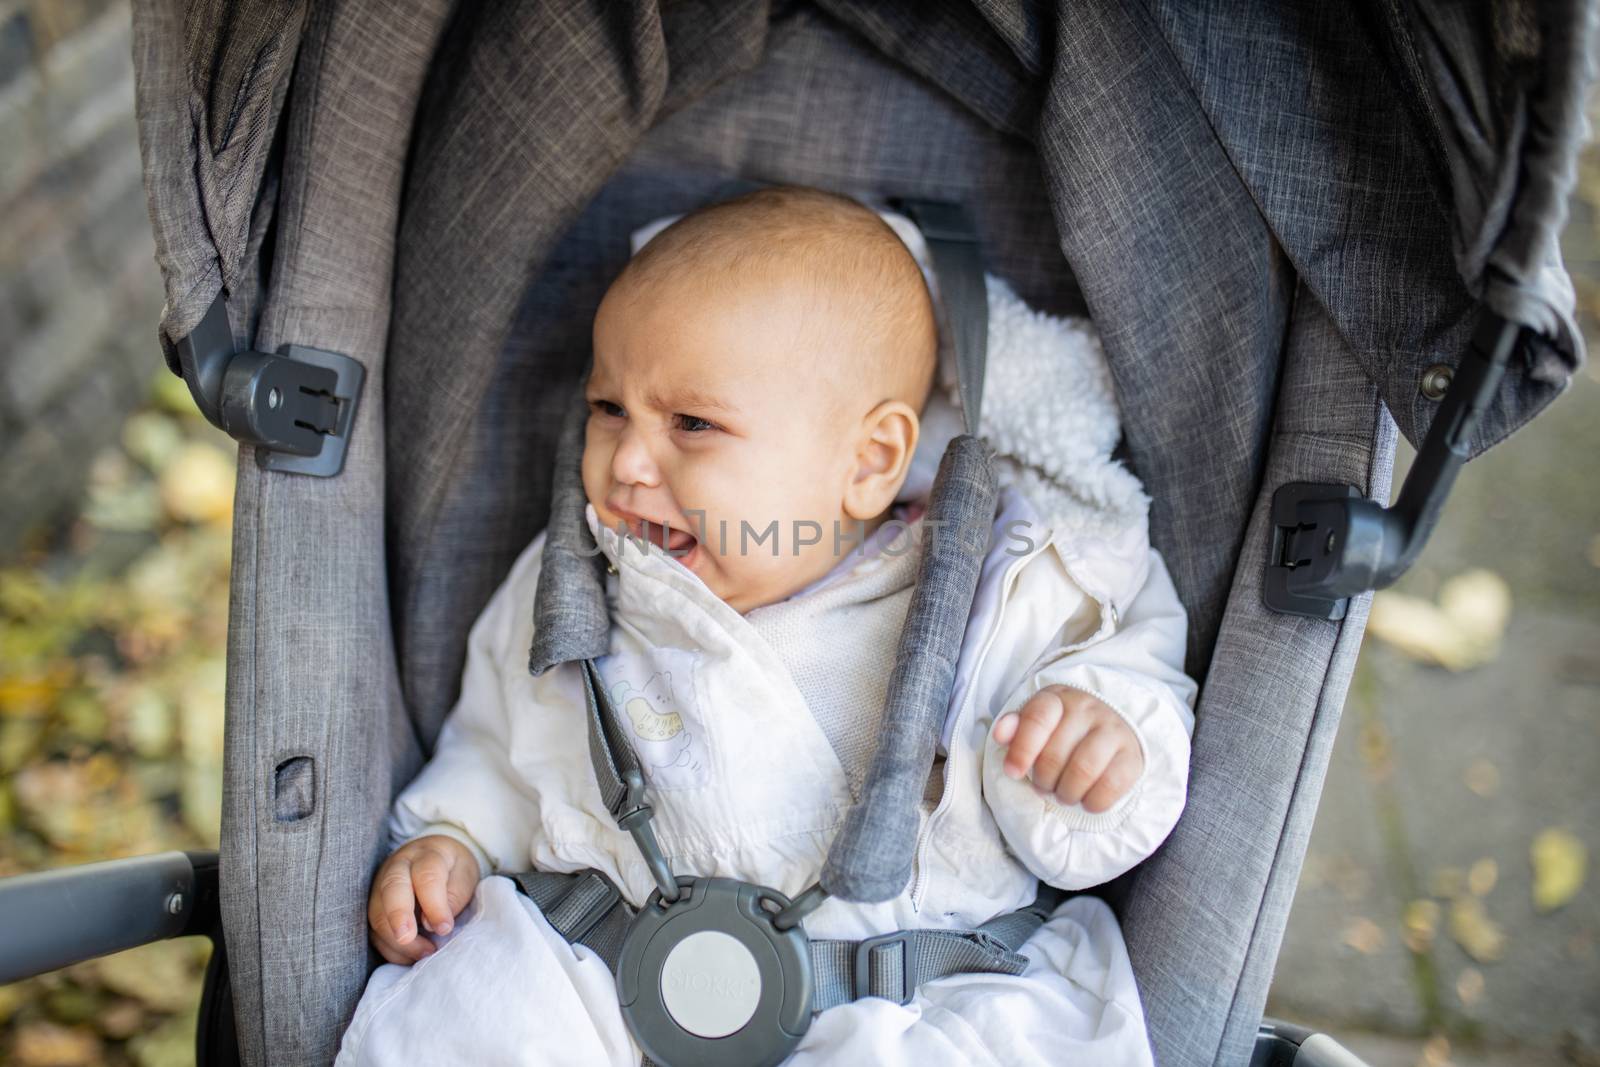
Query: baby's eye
588 399 625 419
673 414 718 433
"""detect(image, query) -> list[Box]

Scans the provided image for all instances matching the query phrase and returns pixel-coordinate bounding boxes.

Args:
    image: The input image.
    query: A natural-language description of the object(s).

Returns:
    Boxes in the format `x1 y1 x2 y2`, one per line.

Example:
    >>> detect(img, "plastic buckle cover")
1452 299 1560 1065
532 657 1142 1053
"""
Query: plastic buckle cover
617 877 812 1067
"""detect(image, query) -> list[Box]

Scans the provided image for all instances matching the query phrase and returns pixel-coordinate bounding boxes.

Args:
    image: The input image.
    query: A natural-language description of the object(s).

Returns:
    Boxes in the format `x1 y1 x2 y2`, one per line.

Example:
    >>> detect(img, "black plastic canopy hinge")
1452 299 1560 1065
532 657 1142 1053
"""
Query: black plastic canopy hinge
172 292 364 477
1262 308 1523 622
1264 482 1360 621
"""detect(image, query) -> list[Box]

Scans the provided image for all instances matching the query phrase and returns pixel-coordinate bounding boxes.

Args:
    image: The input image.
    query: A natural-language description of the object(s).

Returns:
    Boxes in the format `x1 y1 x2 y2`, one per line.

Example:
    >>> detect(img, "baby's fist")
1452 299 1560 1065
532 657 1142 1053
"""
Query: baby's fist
993 686 1143 813
367 834 481 966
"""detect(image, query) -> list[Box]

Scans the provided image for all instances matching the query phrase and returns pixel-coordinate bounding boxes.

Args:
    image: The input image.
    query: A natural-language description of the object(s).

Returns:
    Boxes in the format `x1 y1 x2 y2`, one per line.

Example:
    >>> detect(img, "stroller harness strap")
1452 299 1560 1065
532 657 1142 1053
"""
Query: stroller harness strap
506 867 1062 1010
505 646 1063 1060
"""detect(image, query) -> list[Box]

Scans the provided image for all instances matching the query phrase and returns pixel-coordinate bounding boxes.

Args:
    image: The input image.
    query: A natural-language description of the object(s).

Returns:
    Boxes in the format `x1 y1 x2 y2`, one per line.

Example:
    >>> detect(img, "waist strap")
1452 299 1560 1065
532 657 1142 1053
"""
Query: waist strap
507 869 1065 1010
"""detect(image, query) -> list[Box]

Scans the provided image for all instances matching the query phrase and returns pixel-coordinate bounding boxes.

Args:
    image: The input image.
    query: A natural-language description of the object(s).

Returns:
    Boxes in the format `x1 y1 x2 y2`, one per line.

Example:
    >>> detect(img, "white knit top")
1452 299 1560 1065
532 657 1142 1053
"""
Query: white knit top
744 518 923 802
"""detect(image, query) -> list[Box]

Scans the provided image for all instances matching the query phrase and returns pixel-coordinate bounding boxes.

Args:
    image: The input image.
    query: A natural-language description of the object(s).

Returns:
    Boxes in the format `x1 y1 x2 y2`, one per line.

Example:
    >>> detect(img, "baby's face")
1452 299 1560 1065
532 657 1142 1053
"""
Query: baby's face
582 271 877 613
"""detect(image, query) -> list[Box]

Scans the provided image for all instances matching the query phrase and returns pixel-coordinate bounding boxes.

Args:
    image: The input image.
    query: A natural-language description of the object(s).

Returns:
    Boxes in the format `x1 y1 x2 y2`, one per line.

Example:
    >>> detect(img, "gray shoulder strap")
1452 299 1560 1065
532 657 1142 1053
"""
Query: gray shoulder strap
821 202 995 902
528 392 610 676
896 198 988 435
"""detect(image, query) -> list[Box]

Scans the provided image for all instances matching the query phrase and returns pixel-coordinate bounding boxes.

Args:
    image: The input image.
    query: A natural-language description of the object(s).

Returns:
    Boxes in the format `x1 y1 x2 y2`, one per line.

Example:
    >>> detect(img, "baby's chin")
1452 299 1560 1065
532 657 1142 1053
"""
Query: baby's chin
698 554 838 615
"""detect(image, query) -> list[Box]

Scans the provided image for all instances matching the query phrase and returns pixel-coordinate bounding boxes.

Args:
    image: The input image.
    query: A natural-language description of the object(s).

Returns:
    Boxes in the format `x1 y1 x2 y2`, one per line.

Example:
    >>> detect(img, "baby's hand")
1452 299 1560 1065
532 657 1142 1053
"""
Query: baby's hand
367 834 482 965
992 686 1144 813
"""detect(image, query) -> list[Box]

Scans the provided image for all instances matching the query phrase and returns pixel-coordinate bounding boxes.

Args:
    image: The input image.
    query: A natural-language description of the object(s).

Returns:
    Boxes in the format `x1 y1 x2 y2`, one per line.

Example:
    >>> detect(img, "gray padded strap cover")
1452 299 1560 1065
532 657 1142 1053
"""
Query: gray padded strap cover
527 398 610 676
820 436 995 901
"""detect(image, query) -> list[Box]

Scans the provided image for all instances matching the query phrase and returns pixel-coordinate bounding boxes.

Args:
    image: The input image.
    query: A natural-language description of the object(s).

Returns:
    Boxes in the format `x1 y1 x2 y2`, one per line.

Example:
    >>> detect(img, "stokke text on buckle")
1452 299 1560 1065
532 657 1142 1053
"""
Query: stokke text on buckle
584 661 824 1067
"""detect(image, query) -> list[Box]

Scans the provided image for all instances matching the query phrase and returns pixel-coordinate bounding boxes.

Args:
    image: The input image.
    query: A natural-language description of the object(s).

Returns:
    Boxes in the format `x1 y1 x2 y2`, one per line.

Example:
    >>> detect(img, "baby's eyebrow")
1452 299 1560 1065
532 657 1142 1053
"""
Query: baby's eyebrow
644 385 736 414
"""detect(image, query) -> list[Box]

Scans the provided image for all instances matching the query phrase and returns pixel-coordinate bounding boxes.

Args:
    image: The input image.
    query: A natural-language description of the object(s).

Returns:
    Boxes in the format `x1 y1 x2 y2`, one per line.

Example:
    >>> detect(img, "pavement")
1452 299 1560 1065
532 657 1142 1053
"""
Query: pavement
1265 194 1600 1066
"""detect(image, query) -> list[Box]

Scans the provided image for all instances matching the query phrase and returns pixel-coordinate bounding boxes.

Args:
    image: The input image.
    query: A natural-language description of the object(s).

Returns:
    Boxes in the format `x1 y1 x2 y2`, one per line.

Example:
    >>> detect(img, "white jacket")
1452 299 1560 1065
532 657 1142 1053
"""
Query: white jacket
390 492 1195 946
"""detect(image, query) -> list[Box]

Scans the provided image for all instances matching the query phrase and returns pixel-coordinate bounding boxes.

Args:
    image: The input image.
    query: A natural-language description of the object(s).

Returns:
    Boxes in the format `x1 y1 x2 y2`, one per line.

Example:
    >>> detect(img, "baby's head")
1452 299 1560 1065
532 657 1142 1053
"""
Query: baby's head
582 186 938 613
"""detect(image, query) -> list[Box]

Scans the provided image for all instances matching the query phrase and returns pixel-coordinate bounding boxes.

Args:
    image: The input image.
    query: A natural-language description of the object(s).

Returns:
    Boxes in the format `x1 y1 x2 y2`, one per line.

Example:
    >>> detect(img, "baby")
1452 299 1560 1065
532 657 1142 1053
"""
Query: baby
337 187 1196 1066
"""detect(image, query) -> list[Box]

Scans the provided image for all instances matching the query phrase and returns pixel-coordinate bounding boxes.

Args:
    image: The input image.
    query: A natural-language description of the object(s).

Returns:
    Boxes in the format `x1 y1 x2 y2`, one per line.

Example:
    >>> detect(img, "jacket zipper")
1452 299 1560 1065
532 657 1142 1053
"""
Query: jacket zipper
907 548 1037 911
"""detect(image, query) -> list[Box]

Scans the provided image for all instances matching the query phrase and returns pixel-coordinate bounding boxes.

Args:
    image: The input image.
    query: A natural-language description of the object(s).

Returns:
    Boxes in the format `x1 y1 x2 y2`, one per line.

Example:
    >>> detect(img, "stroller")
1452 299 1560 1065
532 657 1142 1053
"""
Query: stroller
0 1 1593 1064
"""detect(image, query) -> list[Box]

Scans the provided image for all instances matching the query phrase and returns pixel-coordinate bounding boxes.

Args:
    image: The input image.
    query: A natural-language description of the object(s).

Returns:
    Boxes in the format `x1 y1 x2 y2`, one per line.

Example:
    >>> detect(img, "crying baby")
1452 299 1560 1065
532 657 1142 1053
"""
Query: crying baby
336 187 1196 1067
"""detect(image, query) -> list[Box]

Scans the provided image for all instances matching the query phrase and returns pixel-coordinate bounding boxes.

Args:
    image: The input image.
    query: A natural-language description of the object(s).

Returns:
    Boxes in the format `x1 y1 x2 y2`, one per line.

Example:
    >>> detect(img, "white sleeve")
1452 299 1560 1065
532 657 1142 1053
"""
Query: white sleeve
385 545 548 880
981 549 1196 890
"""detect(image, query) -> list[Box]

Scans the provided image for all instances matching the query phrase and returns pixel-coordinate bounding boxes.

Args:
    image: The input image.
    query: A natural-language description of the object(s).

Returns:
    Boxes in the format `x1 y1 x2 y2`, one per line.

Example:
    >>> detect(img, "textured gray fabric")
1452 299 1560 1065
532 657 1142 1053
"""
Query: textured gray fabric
822 436 996 902
580 658 638 818
209 3 453 1066
897 200 992 433
132 0 306 370
1119 288 1401 1066
1394 0 1595 357
526 400 610 677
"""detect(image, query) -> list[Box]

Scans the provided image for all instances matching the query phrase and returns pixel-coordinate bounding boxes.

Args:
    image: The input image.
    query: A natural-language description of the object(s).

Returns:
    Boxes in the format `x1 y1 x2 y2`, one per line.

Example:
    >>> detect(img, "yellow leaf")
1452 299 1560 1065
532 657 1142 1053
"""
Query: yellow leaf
1402 899 1441 953
1341 916 1385 955
1449 896 1506 962
12 1021 103 1067
1418 1034 1452 1067
1438 569 1512 647
1367 593 1463 668
1467 857 1498 898
158 443 236 526
1531 828 1587 912
1367 569 1511 671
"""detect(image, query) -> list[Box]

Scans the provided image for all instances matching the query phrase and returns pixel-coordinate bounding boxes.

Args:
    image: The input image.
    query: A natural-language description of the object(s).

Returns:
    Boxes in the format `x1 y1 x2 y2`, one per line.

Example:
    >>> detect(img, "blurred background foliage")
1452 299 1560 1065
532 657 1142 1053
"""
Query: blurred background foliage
0 373 234 1066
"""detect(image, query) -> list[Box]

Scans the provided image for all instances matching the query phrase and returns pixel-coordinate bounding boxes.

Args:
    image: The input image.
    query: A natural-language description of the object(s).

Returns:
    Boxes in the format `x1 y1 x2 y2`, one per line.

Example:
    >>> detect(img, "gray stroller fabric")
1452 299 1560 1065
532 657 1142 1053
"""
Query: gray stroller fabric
128 2 1596 1066
1394 0 1595 356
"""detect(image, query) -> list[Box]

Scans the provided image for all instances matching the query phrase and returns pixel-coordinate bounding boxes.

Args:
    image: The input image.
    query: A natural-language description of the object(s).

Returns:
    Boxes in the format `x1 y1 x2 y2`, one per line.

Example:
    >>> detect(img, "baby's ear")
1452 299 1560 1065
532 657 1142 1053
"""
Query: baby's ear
843 400 920 521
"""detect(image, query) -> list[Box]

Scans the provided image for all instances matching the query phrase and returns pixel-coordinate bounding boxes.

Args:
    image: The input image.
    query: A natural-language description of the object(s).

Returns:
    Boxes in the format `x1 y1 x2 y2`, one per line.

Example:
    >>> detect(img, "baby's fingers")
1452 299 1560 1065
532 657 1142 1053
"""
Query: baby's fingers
1081 745 1144 814
1052 726 1122 807
371 914 436 965
411 848 457 936
375 856 420 945
996 690 1066 779
368 892 435 965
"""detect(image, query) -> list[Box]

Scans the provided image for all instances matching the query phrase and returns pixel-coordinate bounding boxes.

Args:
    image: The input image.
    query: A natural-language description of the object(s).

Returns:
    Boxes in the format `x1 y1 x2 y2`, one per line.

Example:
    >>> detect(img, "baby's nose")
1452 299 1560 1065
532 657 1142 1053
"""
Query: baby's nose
609 424 662 487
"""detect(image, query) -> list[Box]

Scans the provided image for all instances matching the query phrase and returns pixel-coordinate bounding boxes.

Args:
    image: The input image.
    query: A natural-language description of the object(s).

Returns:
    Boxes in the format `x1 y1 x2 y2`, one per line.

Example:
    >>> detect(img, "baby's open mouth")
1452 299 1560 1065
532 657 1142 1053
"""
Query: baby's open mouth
622 518 698 556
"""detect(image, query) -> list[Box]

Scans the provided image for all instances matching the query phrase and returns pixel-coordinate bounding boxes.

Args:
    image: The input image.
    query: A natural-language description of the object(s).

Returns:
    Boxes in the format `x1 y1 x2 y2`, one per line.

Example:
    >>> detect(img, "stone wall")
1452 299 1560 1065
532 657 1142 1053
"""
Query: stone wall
0 0 166 553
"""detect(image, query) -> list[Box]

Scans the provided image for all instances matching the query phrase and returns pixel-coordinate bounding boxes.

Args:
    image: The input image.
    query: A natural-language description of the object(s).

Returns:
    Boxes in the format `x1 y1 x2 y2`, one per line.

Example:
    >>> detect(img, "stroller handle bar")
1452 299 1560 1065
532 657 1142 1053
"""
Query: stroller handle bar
0 849 221 985
1265 308 1521 620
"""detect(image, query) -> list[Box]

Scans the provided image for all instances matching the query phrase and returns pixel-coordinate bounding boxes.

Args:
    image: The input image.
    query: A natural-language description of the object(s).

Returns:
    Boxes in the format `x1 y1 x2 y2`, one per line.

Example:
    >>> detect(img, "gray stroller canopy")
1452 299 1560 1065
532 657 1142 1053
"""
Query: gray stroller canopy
130 2 1594 1065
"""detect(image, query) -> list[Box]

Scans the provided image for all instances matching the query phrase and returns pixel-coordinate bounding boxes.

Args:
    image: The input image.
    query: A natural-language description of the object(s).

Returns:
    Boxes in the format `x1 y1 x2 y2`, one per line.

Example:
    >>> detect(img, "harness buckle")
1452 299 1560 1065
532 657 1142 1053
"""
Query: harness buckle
617 768 680 903
854 930 916 1005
